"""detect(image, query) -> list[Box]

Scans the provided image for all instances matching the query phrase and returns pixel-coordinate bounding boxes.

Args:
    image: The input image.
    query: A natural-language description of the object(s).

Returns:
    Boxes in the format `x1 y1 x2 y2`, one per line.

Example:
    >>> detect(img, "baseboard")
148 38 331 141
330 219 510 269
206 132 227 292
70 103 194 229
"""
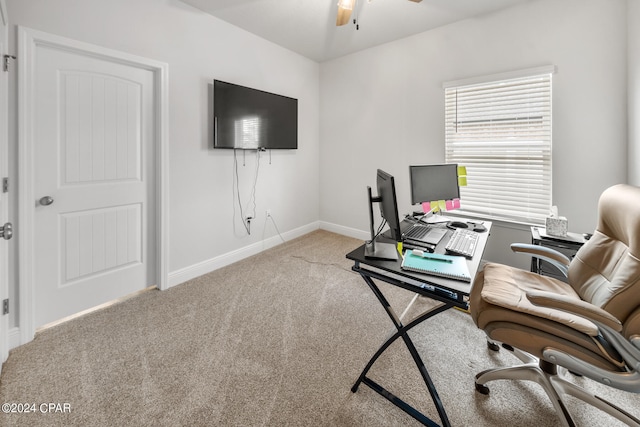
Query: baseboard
168 221 321 288
319 221 368 241
8 326 20 351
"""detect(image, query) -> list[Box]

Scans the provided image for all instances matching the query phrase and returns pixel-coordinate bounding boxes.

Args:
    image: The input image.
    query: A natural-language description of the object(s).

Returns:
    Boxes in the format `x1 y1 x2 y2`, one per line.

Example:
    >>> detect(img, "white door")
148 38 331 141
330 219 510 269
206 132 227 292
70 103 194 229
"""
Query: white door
29 33 157 329
0 0 9 369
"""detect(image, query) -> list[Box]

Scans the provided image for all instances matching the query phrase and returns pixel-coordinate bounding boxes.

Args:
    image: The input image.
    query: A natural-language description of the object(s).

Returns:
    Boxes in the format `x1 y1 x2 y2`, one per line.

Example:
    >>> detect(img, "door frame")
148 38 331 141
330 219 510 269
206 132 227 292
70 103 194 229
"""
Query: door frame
0 0 9 368
17 26 169 344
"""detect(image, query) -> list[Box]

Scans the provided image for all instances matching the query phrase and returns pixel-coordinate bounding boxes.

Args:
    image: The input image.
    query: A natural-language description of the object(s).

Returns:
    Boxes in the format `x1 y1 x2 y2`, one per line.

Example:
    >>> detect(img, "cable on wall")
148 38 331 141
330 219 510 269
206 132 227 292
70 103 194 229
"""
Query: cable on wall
233 149 261 235
264 212 286 244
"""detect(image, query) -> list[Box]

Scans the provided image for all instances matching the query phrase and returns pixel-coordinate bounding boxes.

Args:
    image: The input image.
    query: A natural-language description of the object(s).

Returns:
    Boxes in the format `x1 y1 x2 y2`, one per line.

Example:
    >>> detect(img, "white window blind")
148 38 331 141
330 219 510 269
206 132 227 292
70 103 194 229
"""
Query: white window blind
444 70 553 224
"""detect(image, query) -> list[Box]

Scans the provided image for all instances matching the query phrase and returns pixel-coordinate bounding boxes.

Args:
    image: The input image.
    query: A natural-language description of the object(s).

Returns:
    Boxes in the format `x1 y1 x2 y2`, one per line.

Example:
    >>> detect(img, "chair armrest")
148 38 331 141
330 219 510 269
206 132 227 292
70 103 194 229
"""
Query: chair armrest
526 289 622 332
511 243 571 277
530 290 640 391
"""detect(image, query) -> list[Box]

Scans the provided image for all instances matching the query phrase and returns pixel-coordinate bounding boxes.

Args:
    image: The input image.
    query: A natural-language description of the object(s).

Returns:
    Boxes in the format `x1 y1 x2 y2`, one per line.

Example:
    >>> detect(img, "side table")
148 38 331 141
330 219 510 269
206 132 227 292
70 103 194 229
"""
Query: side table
530 226 586 282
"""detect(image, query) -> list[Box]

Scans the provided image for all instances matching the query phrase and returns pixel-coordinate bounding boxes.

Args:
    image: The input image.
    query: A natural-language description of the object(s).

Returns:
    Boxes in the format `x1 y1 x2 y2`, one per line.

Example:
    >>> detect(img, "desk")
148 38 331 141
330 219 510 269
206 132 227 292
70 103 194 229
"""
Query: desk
346 220 492 427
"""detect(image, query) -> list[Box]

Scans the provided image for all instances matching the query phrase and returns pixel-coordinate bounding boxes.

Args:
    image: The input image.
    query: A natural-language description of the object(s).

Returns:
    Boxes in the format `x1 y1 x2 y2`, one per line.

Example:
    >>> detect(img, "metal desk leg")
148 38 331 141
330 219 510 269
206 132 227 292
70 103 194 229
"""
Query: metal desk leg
351 273 453 427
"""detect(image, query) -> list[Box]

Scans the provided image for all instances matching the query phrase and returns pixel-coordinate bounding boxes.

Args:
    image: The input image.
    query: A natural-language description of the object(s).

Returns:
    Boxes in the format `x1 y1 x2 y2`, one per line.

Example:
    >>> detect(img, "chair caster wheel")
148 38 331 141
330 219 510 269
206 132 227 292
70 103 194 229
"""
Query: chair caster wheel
475 382 490 395
487 341 500 351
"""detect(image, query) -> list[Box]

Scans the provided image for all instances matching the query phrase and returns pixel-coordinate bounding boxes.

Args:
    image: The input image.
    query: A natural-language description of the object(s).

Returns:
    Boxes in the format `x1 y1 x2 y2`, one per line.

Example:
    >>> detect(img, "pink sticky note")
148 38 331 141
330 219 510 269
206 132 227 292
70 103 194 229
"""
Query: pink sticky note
452 198 461 209
446 200 454 211
421 202 431 213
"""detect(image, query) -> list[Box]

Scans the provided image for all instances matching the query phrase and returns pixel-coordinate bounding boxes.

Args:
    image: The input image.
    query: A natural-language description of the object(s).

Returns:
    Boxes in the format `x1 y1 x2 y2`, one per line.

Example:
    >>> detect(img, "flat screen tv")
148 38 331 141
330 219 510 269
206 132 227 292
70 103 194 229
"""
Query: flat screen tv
213 80 298 150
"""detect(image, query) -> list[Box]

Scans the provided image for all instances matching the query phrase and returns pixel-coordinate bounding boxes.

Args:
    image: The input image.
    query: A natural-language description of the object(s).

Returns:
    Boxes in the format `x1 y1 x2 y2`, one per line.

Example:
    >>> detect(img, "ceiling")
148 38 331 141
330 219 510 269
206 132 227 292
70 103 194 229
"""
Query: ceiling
180 0 533 63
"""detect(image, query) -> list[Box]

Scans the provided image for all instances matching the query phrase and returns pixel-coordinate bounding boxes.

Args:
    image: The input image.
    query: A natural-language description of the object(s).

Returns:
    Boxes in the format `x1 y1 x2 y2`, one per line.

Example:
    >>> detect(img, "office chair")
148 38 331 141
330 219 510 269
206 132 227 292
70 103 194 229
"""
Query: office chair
469 184 640 427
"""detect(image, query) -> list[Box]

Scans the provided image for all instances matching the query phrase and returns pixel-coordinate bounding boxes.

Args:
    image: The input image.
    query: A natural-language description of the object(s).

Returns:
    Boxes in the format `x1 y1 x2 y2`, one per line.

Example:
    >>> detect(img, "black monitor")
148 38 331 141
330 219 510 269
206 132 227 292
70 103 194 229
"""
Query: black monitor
364 169 402 260
409 164 460 206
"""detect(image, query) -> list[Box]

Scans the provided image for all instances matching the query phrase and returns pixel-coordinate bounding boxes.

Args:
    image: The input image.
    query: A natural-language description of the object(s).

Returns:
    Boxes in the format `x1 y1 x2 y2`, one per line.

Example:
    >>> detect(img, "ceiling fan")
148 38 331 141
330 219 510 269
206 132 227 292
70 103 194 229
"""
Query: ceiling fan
336 0 423 26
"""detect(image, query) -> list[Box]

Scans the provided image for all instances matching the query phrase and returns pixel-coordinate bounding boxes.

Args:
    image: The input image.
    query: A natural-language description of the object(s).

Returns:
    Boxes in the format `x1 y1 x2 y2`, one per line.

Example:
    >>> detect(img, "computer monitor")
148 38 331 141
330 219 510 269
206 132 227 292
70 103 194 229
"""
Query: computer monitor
409 164 460 206
364 169 402 260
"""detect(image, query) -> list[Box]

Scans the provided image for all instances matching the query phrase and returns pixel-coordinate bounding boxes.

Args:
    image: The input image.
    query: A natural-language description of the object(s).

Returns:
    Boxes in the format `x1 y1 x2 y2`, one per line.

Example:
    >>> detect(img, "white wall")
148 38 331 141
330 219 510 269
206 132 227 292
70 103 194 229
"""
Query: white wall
6 0 320 330
320 0 629 266
630 0 640 186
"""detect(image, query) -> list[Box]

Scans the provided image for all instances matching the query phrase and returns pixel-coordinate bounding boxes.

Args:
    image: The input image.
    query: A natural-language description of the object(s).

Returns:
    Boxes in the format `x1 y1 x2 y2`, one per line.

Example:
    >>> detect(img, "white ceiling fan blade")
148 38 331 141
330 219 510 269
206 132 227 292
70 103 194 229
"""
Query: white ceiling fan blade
336 0 355 26
336 0 421 27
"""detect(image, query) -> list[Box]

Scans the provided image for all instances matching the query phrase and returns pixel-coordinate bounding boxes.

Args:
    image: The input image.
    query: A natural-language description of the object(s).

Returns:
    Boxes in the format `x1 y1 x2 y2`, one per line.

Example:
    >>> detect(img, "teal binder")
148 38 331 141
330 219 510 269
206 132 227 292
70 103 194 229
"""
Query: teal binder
401 250 471 282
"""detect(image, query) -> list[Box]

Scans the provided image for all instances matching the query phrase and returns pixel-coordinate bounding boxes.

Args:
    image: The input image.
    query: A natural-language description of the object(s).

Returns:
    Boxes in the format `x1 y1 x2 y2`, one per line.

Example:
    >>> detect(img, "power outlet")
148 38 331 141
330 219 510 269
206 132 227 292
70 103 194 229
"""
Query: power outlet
266 209 271 217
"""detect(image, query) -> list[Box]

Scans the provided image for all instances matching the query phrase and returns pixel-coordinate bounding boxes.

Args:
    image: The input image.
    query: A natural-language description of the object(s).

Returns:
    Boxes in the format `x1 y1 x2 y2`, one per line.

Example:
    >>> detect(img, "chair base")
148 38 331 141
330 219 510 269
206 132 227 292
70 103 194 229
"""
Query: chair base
475 346 640 427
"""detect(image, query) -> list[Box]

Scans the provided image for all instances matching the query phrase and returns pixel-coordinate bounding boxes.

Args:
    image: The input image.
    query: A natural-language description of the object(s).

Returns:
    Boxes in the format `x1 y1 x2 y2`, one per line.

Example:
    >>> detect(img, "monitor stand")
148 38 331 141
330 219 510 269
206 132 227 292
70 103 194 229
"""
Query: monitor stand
364 240 398 260
364 186 398 261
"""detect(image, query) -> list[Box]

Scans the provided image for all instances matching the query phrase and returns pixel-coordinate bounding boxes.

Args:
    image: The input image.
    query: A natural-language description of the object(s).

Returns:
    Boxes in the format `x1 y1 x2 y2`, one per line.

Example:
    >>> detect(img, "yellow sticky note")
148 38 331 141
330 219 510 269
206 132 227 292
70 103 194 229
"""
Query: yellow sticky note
438 200 446 211
457 165 467 176
430 201 439 212
397 241 403 255
458 176 468 187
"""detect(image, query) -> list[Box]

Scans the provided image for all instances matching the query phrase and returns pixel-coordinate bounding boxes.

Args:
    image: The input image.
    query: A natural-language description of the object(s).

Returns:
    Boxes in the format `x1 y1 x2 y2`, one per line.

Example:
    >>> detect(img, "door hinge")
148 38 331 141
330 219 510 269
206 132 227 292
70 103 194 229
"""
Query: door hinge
0 223 12 240
2 177 8 193
2 299 8 315
3 55 16 72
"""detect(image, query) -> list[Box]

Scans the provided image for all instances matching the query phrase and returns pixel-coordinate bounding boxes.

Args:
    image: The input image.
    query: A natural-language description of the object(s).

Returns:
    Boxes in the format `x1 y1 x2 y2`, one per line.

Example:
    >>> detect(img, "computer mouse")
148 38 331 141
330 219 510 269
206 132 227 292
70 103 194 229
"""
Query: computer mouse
447 221 469 229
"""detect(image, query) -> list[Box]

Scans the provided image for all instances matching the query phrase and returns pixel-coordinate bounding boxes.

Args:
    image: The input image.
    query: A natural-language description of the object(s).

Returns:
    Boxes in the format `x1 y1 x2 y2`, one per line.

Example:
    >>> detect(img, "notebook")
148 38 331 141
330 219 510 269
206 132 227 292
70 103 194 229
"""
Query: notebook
401 250 471 282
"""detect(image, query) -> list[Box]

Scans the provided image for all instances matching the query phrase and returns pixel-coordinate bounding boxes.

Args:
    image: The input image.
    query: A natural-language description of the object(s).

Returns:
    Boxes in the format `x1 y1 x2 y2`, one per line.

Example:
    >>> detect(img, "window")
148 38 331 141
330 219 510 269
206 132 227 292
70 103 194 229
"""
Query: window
444 67 554 224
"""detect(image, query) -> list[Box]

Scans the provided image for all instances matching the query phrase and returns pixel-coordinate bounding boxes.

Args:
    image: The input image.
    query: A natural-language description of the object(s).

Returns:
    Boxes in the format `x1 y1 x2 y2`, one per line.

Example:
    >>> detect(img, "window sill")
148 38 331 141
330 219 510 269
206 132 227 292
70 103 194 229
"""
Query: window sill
443 210 542 231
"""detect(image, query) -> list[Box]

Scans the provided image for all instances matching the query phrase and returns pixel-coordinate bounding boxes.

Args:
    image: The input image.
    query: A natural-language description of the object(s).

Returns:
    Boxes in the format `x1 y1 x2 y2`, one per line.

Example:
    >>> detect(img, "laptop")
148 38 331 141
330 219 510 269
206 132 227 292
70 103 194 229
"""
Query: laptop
402 224 448 247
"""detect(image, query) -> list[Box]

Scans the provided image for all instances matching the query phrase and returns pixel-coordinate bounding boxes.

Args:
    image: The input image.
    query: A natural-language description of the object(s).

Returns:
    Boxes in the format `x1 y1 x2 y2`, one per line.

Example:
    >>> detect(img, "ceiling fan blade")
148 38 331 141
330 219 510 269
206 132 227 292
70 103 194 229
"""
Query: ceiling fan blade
336 0 355 26
336 8 352 26
336 0 420 26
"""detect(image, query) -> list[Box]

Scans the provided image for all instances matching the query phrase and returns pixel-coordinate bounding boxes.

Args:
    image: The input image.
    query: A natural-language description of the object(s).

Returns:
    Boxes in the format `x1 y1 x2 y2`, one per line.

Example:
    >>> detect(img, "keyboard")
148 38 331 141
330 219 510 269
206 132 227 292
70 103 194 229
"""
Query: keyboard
445 228 479 258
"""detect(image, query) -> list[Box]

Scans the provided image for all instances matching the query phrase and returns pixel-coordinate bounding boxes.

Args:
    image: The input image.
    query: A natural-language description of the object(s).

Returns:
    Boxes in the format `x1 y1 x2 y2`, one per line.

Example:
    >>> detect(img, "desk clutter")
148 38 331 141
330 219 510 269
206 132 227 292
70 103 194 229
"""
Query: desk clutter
401 216 483 259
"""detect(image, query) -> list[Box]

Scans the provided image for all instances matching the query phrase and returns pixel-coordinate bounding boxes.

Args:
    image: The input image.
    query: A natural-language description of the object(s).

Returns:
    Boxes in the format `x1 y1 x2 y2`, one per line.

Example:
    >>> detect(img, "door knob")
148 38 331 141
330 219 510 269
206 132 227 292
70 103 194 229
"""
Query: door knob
39 196 54 206
0 222 12 240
